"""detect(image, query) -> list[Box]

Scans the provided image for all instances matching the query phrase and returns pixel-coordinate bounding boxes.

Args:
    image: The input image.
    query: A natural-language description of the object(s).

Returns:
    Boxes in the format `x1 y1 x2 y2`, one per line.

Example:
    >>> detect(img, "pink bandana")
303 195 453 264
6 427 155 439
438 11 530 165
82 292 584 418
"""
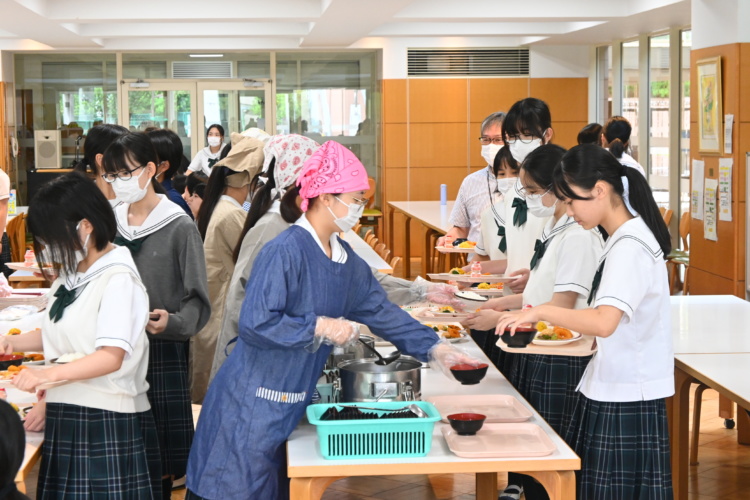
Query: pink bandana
297 141 370 212
264 134 320 193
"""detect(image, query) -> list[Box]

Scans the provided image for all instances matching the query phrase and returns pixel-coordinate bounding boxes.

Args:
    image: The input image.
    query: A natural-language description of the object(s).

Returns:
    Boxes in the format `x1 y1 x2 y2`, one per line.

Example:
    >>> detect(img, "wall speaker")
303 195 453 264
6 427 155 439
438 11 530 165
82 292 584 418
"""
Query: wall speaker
34 130 61 169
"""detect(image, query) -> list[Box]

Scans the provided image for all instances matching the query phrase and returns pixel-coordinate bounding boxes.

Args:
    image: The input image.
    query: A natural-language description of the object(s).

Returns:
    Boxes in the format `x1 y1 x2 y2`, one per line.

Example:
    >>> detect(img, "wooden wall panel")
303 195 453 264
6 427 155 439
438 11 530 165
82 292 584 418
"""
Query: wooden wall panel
468 121 487 168
553 121 588 150
383 123 407 168
409 79 468 123
409 123 468 167
530 78 589 122
383 79 407 124
0 82 7 174
741 44 750 123
408 167 469 201
468 78 529 123
688 268 741 295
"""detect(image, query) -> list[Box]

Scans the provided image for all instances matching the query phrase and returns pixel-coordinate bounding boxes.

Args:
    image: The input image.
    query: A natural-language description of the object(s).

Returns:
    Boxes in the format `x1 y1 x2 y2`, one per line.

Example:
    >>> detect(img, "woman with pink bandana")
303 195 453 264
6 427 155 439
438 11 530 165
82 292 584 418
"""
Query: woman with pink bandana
186 141 478 500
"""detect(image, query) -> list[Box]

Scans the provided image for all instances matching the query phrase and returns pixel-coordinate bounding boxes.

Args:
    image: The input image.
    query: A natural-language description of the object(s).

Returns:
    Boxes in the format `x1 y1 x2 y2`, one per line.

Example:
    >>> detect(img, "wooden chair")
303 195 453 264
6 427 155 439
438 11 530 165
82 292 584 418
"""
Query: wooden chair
352 223 362 235
368 237 379 249
389 256 402 277
359 177 383 241
6 212 27 263
363 229 375 245
667 212 690 294
374 242 386 256
380 249 391 262
660 206 674 226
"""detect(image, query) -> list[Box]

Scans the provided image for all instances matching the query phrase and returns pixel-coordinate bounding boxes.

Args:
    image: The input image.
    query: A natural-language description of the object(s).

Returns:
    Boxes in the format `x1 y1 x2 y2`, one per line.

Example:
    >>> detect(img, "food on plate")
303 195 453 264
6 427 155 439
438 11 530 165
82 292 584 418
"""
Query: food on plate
22 353 44 362
0 365 28 379
442 325 463 339
56 352 86 363
449 267 465 275
439 306 455 313
536 325 575 341
553 326 573 339
536 321 548 332
456 241 477 249
476 282 491 289
475 282 503 290
7 328 21 335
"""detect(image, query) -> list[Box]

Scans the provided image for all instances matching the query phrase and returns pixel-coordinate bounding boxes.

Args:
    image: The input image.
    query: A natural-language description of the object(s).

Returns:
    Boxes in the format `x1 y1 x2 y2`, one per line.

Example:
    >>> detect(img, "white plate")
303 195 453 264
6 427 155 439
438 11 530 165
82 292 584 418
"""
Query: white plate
467 287 505 296
428 273 512 284
532 330 583 346
6 262 51 273
434 246 476 254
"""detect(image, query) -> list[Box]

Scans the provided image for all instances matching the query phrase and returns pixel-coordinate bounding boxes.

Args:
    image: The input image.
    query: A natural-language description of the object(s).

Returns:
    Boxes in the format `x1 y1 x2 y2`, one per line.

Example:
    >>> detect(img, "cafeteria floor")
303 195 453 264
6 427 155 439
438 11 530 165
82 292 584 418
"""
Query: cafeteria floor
22 387 750 499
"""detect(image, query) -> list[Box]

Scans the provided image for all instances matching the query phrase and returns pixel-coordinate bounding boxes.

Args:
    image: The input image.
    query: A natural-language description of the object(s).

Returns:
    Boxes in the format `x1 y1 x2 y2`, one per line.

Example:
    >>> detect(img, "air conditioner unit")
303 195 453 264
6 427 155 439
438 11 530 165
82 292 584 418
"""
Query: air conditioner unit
34 130 61 169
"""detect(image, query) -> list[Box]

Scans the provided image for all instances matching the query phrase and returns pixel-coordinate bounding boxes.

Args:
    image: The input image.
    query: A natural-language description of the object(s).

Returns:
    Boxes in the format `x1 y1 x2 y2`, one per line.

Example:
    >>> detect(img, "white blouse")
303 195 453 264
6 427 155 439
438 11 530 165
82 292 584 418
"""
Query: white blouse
294 213 348 264
577 217 674 402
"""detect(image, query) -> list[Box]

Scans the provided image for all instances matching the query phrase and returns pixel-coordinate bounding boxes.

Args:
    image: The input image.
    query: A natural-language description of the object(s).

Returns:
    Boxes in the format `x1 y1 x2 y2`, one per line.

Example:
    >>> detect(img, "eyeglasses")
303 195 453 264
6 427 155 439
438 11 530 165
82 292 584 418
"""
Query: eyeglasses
102 165 145 183
505 135 539 145
478 136 504 146
335 196 369 208
520 186 551 200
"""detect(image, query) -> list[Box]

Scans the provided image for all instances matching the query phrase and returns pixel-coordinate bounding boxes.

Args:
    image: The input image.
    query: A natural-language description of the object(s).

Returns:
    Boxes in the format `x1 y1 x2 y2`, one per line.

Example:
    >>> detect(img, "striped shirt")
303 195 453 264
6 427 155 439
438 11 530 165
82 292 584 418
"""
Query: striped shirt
449 166 502 243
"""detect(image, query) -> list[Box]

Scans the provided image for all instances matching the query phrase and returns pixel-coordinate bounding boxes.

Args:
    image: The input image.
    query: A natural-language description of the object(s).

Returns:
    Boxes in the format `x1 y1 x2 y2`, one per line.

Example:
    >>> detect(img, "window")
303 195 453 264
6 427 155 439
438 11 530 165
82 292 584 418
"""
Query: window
680 30 692 217
649 34 670 208
621 41 640 162
596 46 612 124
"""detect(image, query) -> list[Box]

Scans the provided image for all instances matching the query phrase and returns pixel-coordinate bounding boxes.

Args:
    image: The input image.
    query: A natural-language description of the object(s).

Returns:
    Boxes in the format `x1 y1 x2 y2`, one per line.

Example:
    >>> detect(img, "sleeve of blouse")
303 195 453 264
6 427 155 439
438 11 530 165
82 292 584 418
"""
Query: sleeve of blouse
187 151 203 173
373 270 420 306
238 243 318 350
593 242 651 322
449 178 471 228
95 273 149 357
553 230 601 298
160 223 212 340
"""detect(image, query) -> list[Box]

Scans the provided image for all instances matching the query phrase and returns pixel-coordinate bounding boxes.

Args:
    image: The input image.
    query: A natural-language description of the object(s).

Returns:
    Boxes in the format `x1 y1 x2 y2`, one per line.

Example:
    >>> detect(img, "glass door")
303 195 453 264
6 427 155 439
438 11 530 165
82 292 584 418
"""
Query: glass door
196 82 273 150
119 81 196 159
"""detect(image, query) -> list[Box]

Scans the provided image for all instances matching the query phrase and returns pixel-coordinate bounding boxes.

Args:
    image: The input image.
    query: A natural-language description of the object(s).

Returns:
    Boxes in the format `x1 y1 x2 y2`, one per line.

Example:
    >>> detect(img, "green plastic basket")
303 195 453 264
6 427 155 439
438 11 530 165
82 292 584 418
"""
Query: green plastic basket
306 401 441 460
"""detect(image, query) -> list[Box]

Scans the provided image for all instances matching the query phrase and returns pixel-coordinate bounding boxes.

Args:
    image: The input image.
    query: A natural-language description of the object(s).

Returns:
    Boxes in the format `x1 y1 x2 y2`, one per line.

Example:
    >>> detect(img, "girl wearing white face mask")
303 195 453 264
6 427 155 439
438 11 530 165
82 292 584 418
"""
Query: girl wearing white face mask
467 144 604 500
439 111 505 255
190 134 265 404
103 132 211 498
2 173 161 498
187 124 227 177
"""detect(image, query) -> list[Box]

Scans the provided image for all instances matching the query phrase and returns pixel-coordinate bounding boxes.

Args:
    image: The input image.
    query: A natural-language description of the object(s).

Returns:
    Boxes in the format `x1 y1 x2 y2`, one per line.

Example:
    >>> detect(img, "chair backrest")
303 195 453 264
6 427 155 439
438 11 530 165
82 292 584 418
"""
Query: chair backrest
363 229 374 243
389 256 401 277
661 207 673 226
679 211 690 251
374 242 386 255
380 249 391 262
6 213 26 263
364 177 376 209
368 237 379 249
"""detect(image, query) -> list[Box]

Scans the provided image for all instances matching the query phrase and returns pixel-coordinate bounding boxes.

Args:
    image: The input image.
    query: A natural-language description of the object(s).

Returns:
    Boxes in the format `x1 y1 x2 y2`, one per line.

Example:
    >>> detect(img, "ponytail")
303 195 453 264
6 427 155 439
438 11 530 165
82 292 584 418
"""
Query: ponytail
197 166 233 240
608 138 626 159
232 160 277 263
553 144 671 258
602 116 632 158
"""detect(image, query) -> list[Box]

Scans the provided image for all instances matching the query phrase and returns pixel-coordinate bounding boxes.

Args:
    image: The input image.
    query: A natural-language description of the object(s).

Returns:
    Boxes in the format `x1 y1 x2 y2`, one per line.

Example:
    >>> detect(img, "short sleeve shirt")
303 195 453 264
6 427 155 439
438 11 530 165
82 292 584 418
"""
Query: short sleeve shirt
448 166 501 243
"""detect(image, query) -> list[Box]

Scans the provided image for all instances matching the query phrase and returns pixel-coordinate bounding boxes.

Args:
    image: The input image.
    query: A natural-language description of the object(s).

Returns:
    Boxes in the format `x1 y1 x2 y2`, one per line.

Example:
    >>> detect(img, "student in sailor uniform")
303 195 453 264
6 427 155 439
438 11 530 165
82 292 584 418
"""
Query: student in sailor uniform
465 145 603 500
186 141 480 500
497 144 674 499
601 116 646 177
1 173 160 499
103 133 211 499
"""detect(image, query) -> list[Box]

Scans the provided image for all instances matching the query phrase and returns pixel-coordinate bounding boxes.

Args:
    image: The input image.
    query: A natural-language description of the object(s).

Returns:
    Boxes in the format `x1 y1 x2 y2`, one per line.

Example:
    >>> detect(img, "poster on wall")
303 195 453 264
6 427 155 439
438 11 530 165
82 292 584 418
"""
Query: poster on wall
691 159 705 220
697 56 723 154
718 158 733 221
724 114 734 154
704 178 718 241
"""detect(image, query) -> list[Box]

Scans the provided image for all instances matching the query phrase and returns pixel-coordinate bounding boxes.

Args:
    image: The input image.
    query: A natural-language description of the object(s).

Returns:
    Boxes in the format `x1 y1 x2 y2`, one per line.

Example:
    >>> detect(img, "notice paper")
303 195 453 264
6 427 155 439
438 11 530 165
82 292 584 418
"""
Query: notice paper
718 158 733 221
724 114 734 155
691 159 705 220
704 178 718 241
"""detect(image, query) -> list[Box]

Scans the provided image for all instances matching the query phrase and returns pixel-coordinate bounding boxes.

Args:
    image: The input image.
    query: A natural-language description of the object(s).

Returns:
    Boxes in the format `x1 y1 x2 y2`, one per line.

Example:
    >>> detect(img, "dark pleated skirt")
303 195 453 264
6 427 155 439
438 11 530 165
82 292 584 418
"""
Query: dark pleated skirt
147 338 194 477
38 403 161 499
564 394 674 500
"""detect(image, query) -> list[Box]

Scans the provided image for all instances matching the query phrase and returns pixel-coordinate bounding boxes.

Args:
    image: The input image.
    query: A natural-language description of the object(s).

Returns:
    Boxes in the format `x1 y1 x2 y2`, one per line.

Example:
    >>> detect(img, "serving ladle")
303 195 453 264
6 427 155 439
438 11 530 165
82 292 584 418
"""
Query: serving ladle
359 338 401 365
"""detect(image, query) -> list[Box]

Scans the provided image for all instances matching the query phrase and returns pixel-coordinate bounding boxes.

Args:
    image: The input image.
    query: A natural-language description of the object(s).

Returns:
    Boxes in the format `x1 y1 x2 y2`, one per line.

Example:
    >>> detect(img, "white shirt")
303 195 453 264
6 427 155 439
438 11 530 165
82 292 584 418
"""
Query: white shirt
577 217 674 402
449 166 502 243
294 213 348 264
476 200 506 259
503 179 550 295
43 246 151 413
522 215 603 308
188 144 228 177
606 148 646 177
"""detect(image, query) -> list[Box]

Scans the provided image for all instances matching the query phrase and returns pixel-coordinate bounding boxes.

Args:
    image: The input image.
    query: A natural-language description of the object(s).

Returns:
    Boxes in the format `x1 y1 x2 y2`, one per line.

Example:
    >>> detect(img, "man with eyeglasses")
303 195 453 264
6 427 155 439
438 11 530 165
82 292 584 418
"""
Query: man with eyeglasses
438 111 505 259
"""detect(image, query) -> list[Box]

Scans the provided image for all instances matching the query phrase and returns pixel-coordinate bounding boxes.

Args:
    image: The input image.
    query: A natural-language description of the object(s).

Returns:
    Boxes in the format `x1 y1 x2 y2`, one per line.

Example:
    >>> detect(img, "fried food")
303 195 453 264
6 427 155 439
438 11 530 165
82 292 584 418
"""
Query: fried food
536 321 548 332
553 326 573 339
449 267 466 275
7 328 21 335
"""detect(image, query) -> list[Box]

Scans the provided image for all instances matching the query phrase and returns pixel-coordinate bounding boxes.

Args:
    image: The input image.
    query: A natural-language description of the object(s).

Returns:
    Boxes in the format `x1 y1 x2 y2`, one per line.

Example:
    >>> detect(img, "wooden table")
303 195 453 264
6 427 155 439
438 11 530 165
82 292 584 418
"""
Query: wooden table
287 338 580 500
16 430 43 493
387 201 455 278
343 230 393 274
8 270 48 289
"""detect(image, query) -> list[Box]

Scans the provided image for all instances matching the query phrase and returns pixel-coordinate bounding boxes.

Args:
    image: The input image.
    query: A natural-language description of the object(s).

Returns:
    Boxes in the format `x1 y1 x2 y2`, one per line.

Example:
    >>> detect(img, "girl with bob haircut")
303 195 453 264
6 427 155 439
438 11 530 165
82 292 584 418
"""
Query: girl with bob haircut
103 132 211 498
497 144 673 499
1 172 160 498
72 123 129 205
188 124 227 177
146 128 193 218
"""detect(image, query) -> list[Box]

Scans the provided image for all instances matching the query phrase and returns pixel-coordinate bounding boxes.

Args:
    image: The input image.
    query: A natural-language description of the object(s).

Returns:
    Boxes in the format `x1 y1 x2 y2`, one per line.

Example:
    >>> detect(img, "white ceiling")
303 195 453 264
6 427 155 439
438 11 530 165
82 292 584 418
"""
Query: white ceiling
0 0 691 51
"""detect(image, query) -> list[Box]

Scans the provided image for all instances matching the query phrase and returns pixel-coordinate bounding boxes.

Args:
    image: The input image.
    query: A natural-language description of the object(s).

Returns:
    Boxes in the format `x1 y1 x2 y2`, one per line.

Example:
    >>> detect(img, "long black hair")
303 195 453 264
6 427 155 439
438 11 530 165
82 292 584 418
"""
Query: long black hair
577 123 602 145
101 133 166 195
502 98 552 142
27 172 116 278
72 124 128 177
552 144 671 257
147 128 183 181
602 116 632 159
196 166 242 240
521 144 567 190
0 400 27 500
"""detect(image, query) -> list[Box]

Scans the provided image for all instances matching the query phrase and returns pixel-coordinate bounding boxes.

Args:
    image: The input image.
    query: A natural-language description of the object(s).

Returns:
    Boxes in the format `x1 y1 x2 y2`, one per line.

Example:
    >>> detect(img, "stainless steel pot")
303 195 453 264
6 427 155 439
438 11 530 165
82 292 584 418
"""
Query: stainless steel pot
324 335 376 371
337 356 422 402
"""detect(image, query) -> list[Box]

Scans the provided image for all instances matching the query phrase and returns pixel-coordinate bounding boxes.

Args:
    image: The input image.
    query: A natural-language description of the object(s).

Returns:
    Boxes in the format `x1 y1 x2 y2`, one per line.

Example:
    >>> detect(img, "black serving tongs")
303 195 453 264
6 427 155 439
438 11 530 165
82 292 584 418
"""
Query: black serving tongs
359 338 401 365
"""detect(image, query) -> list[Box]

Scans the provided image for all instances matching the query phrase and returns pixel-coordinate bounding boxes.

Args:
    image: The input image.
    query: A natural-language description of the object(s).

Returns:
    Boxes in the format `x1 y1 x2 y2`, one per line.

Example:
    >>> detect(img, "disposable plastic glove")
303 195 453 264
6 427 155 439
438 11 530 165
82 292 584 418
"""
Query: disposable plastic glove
421 280 466 310
428 340 484 379
0 273 12 297
306 316 360 352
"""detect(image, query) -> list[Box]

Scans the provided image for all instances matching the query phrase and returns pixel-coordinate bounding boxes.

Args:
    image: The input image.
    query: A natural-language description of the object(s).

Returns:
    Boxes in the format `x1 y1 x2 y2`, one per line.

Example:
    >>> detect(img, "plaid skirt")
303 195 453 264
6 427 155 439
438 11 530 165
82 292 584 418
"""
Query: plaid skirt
564 394 673 500
0 232 12 278
147 338 194 477
469 328 496 358
38 403 161 499
511 354 592 435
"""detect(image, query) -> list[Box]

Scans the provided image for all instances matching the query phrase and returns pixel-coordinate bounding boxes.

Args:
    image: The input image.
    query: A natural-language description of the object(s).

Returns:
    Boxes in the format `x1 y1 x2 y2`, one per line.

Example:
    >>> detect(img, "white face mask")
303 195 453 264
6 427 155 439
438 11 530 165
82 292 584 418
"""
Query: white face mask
481 143 502 166
509 138 543 164
496 177 516 195
327 196 365 232
525 190 557 218
111 168 151 204
75 221 90 265
207 136 222 148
